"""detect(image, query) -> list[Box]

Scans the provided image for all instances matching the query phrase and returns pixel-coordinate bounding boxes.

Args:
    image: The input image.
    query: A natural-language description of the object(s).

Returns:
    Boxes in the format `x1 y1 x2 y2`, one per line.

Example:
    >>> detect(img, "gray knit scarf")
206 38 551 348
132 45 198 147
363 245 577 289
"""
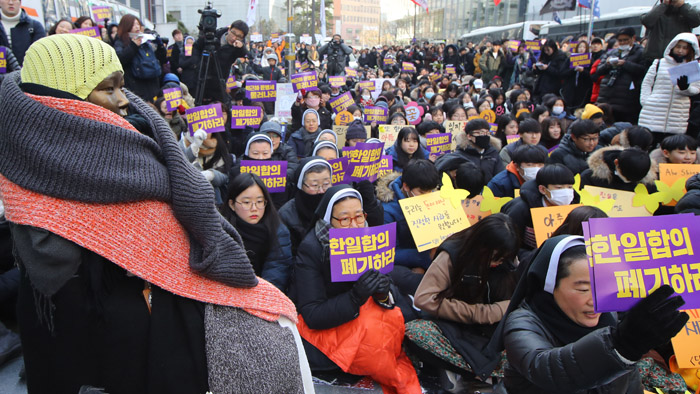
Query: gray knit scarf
314 219 332 264
0 72 257 289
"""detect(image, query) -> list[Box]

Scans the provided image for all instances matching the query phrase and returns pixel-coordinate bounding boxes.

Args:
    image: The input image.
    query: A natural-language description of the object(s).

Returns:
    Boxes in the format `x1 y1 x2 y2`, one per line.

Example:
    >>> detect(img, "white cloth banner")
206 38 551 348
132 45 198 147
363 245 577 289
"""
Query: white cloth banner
247 0 257 28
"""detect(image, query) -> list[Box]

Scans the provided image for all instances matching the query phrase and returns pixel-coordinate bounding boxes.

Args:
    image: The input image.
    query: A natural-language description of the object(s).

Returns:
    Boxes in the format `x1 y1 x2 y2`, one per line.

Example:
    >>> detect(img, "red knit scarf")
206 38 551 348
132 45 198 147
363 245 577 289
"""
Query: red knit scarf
0 94 296 323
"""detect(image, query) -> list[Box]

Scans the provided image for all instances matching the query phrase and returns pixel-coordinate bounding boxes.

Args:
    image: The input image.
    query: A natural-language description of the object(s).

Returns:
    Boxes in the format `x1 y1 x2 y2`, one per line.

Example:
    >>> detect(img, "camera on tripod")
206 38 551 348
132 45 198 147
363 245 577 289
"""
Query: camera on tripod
198 2 221 43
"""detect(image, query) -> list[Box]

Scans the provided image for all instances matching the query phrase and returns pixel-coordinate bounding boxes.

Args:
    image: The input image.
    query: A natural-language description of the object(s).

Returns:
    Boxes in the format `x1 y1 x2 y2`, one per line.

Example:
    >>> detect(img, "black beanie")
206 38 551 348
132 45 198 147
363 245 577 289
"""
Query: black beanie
345 119 367 140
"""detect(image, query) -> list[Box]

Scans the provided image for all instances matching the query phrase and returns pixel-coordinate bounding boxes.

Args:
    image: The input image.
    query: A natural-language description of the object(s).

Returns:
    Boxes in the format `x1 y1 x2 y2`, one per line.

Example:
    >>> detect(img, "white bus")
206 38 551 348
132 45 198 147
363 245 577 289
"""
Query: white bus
538 7 650 42
459 21 548 45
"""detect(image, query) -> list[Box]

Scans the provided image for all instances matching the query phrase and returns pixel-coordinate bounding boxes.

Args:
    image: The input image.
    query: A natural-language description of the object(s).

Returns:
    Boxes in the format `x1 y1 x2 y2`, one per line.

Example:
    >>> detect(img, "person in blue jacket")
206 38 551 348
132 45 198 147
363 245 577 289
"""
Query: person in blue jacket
488 144 546 198
385 127 430 172
221 172 294 292
377 159 438 272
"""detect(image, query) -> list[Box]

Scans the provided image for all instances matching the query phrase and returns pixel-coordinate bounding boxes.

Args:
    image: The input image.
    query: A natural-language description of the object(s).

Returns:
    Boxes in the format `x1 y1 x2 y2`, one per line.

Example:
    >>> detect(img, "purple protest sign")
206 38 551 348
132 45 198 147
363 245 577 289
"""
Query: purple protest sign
426 133 451 157
378 155 393 178
291 71 318 92
185 103 225 135
402 62 416 73
231 106 263 129
445 65 456 74
344 142 385 182
163 87 182 112
330 222 396 282
240 160 288 192
328 157 349 185
329 76 346 88
0 47 6 74
70 27 100 39
570 52 592 68
226 74 236 90
357 80 375 92
328 92 354 114
246 80 277 102
184 38 194 56
91 5 112 22
585 214 700 312
364 106 388 124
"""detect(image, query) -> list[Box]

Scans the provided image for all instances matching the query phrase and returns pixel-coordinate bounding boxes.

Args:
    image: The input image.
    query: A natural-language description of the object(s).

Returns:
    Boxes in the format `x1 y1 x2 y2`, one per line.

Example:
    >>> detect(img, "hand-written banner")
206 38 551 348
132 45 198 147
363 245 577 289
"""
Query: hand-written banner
443 120 467 150
240 160 287 192
329 76 346 88
163 87 182 112
231 106 263 129
378 124 402 150
402 62 416 73
364 106 388 124
186 103 225 135
584 186 651 218
531 204 582 247
584 214 700 313
357 80 375 92
671 308 700 369
378 155 393 178
246 80 277 102
344 142 385 182
70 27 100 39
0 47 6 74
328 92 354 114
659 163 700 204
333 125 370 149
462 196 492 225
345 67 357 77
445 65 456 74
330 223 396 282
291 71 318 92
91 5 112 22
328 157 350 184
570 53 591 68
426 133 451 157
399 191 470 252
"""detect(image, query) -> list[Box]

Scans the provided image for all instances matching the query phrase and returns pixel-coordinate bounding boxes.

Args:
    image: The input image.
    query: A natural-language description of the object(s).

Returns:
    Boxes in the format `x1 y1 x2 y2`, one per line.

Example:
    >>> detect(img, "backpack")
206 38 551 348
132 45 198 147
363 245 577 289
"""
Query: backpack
131 44 161 80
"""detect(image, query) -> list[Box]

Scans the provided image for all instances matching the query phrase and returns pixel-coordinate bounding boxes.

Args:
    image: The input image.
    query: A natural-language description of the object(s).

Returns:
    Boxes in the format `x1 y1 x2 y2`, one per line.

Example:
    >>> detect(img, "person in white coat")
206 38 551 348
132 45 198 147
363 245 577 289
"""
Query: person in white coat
639 33 700 141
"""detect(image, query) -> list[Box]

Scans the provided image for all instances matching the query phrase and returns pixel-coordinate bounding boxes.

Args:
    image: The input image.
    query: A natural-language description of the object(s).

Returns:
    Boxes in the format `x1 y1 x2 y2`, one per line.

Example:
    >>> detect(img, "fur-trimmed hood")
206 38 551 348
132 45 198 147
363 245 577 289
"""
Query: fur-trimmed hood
376 171 402 203
587 146 656 186
456 132 502 152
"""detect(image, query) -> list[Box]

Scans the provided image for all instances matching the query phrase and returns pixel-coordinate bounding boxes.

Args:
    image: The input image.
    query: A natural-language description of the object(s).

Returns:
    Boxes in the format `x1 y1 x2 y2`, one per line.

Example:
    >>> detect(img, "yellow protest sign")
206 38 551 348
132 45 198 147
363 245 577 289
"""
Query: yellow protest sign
443 120 467 150
672 308 700 369
659 163 700 205
333 125 371 149
462 195 493 225
378 125 402 150
531 204 583 247
480 109 496 124
335 110 353 126
480 186 512 214
583 186 651 218
399 191 470 252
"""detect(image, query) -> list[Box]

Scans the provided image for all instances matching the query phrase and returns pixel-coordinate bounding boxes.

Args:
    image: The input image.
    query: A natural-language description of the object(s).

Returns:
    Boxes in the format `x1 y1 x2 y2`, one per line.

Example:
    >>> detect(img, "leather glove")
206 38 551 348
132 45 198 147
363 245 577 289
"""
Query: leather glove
677 75 690 91
612 285 689 361
202 169 215 183
372 274 395 309
350 269 381 306
355 180 376 203
189 129 207 156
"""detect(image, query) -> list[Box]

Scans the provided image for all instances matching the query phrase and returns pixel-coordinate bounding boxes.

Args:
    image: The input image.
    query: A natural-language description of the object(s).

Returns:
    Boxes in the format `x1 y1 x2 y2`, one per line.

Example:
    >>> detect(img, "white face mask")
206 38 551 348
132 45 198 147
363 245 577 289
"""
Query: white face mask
546 188 574 206
618 45 631 51
552 106 564 115
521 166 541 182
362 94 371 101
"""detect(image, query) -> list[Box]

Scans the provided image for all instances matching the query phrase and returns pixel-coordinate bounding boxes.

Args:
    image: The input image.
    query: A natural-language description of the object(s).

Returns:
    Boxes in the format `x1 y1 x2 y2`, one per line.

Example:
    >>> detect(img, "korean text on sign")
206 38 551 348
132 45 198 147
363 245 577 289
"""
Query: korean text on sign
246 80 277 102
226 75 236 90
445 65 456 74
344 142 385 182
240 160 288 192
378 125 402 150
378 155 393 179
231 106 263 129
70 27 100 39
329 222 396 282
91 6 112 22
328 92 354 114
570 53 591 68
0 47 6 74
426 133 451 157
357 81 375 92
584 214 700 312
328 157 349 185
364 106 389 125
185 103 226 135
402 62 416 73
399 191 470 253
163 87 182 112
345 67 357 77
291 71 319 92
329 76 346 88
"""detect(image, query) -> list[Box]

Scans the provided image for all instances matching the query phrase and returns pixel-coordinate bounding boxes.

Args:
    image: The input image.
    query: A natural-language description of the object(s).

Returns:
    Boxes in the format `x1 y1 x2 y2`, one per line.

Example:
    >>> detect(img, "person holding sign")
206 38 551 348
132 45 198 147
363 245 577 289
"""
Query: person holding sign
488 145 547 199
533 40 569 100
180 128 233 206
561 41 593 112
676 173 700 213
502 236 688 394
377 160 439 272
222 173 294 292
293 185 421 392
406 214 519 386
650 134 699 165
385 127 429 172
48 18 75 35
153 95 187 138
639 33 700 138
344 119 368 147
436 118 505 183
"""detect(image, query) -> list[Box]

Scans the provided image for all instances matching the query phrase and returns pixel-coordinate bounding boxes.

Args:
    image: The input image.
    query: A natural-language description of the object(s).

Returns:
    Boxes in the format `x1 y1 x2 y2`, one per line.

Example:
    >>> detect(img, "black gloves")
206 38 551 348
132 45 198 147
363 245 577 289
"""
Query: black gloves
355 180 376 204
612 285 689 361
372 274 395 309
350 269 382 306
677 75 690 91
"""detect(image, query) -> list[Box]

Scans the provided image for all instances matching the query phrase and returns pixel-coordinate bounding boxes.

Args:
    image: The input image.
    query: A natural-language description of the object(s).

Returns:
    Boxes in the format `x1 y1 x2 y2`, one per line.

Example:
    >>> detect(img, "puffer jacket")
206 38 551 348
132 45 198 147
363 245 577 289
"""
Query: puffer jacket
579 146 657 193
376 172 432 269
487 162 525 198
548 133 599 175
0 9 45 66
639 33 700 134
676 174 700 214
435 135 505 183
504 302 642 394
479 48 505 84
594 44 646 116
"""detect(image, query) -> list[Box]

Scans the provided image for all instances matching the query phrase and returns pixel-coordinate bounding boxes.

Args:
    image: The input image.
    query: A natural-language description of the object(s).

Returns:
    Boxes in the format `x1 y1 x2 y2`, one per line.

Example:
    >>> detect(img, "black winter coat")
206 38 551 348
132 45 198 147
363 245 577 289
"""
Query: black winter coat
435 139 505 183
504 302 642 394
114 39 167 101
534 49 569 98
593 44 646 116
0 10 45 66
191 29 248 102
676 174 700 214
547 133 599 175
290 103 332 137
579 146 657 193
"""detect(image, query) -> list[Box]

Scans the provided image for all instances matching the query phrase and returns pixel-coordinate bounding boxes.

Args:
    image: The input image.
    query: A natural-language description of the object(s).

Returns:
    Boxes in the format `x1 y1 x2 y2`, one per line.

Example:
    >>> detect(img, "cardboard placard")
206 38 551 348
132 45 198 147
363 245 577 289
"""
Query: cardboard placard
185 103 225 135
659 163 700 205
240 160 288 192
583 186 652 218
378 124 402 150
246 80 277 102
443 120 467 150
462 195 492 225
163 87 182 112
329 223 396 282
274 83 296 119
399 191 470 252
531 204 583 247
231 106 264 129
671 308 700 369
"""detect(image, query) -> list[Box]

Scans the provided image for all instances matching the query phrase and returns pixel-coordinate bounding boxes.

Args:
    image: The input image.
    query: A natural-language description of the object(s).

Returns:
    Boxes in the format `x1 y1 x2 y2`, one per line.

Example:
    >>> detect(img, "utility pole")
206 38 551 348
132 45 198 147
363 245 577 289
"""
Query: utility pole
413 3 417 43
311 0 316 41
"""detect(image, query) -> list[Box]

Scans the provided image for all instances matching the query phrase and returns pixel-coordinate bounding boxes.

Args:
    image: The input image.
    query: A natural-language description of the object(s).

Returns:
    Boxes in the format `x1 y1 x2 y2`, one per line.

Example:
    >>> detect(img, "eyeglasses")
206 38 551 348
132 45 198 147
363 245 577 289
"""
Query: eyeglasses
230 31 245 41
303 182 332 192
577 136 599 143
234 199 267 210
332 213 367 227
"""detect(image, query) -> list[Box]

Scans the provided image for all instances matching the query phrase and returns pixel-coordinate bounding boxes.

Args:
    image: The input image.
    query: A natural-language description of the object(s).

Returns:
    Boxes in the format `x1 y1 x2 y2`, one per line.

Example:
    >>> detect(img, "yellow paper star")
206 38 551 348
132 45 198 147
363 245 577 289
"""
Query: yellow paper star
480 186 512 213
632 184 662 214
654 178 686 205
573 173 582 193
439 173 469 209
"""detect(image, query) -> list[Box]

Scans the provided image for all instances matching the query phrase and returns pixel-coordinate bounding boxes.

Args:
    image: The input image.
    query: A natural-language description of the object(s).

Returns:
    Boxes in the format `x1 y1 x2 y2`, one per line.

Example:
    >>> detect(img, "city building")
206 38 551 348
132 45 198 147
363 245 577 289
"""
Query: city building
166 0 287 35
332 0 381 46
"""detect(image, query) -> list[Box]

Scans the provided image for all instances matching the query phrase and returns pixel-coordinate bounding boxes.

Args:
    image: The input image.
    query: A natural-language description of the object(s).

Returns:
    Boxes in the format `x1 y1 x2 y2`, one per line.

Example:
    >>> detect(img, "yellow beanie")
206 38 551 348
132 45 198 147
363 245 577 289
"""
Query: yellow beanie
21 34 124 100
581 103 603 120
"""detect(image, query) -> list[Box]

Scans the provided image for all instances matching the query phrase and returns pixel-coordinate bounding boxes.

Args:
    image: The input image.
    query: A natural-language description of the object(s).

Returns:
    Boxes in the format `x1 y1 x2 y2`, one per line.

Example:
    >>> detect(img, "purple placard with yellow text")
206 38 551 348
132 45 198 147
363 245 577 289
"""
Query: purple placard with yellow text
402 62 416 73
329 76 346 88
364 106 388 124
240 160 288 192
163 87 183 112
246 80 277 102
426 133 451 157
330 222 396 282
184 38 193 56
445 65 456 74
185 103 225 135
378 155 393 178
0 47 6 74
570 53 591 68
328 92 354 114
231 106 263 129
506 40 521 52
291 71 319 92
329 157 349 184
226 74 236 90
584 214 700 313
70 26 100 39
91 5 112 22
345 67 357 77
357 80 375 92
344 142 385 182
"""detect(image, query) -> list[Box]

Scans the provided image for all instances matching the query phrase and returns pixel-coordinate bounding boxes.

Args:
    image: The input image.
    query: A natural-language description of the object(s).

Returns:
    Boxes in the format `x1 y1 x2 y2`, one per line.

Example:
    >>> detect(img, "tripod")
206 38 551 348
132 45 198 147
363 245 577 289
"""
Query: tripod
194 40 232 108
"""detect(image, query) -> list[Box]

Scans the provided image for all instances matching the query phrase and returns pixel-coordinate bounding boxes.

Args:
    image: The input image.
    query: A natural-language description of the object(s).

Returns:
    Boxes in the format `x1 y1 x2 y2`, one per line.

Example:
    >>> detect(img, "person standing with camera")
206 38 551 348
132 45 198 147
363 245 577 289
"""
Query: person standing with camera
318 34 351 76
642 0 700 64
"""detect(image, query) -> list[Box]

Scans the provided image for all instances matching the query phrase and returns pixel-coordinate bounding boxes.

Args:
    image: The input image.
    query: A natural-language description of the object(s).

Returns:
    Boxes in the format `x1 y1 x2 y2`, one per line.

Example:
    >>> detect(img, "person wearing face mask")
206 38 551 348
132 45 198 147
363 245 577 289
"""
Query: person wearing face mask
488 145 547 198
436 118 506 183
502 164 579 253
290 89 332 135
639 33 700 143
580 146 657 194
